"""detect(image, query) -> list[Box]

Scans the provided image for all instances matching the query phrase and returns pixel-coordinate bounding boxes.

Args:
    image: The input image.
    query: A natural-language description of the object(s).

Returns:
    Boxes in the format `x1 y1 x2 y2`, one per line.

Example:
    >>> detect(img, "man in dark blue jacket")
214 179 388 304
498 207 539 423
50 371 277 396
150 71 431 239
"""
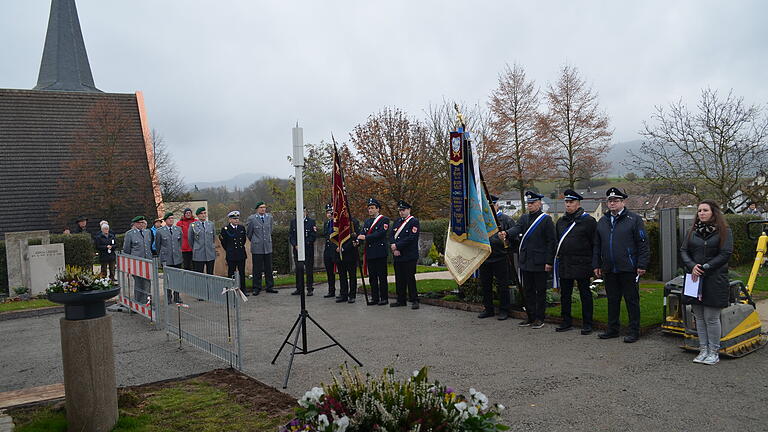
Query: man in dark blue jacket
477 194 515 320
357 198 391 305
593 187 649 343
389 200 420 309
500 191 556 328
220 211 248 295
322 204 337 298
289 208 317 296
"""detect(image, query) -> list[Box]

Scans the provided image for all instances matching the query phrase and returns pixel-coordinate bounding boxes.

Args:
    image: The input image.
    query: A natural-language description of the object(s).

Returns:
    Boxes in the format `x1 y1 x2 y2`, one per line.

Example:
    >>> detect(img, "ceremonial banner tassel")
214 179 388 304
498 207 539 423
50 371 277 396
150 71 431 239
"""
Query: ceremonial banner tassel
445 125 498 285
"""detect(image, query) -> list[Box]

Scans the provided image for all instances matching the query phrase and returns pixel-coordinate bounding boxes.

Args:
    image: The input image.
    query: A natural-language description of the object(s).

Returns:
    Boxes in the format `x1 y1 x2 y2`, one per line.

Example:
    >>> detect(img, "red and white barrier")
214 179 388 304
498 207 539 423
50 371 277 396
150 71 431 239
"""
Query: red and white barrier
116 253 158 322
117 255 153 279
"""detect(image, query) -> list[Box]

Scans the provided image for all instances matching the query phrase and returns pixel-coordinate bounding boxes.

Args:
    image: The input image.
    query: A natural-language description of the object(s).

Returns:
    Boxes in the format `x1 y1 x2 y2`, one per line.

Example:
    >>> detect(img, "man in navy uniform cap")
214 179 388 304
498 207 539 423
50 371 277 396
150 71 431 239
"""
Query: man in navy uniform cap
322 204 338 298
357 198 391 305
220 211 248 295
289 208 317 296
593 187 649 343
389 200 420 309
554 190 597 334
477 194 515 320
499 191 555 328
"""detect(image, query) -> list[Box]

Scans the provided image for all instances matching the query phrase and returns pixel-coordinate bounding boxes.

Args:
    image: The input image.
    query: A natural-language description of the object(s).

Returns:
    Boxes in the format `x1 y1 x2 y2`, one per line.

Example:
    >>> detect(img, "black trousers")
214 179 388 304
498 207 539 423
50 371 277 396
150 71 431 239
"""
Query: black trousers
521 270 548 322
367 257 388 303
227 260 246 292
338 258 357 299
604 272 640 336
292 246 315 291
324 251 336 295
193 260 215 274
182 251 193 270
165 263 181 303
394 260 418 304
479 259 510 312
252 253 274 292
560 278 593 326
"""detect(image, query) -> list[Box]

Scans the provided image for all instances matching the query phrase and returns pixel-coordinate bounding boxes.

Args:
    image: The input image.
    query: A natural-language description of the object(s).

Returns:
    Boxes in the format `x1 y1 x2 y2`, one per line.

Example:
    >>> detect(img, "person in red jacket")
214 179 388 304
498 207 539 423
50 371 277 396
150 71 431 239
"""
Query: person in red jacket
176 208 197 270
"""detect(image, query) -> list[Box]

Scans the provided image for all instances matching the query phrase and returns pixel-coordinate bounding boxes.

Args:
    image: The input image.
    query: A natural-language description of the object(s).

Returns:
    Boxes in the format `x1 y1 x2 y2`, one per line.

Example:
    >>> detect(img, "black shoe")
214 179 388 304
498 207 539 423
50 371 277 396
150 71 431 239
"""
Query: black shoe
411 302 419 310
623 335 639 343
598 332 620 339
347 297 356 303
518 320 532 327
531 320 545 329
477 310 495 319
265 288 278 293
497 311 509 321
390 302 406 307
335 297 348 303
555 324 573 332
306 290 314 297
252 290 260 296
378 300 388 305
290 290 301 295
244 291 251 297
367 300 378 306
581 326 593 335
323 293 335 298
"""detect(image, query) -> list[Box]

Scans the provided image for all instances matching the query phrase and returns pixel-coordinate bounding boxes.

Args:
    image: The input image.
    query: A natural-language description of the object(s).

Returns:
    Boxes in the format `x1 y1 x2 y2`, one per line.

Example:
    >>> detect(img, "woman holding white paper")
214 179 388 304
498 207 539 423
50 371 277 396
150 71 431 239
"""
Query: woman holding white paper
680 200 733 365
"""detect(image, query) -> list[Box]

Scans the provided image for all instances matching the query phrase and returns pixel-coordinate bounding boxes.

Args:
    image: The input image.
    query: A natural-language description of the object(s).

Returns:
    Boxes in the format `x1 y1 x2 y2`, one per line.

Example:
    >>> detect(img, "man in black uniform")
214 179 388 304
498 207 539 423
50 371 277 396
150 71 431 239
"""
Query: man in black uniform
554 190 597 334
499 191 555 328
335 217 361 304
478 195 515 320
357 198 390 306
322 204 337 299
219 210 248 294
593 187 649 343
390 200 420 310
289 208 317 296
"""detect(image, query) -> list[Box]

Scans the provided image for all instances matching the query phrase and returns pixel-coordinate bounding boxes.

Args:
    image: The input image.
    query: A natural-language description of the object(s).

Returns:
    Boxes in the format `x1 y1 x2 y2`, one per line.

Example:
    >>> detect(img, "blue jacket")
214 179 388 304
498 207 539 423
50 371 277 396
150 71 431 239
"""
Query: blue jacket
593 208 650 273
362 215 390 260
390 216 420 262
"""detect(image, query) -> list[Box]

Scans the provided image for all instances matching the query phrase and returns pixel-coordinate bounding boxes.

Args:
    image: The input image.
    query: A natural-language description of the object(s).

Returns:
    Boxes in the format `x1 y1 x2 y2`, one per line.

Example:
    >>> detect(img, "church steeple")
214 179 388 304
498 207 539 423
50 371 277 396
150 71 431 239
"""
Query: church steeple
34 0 100 92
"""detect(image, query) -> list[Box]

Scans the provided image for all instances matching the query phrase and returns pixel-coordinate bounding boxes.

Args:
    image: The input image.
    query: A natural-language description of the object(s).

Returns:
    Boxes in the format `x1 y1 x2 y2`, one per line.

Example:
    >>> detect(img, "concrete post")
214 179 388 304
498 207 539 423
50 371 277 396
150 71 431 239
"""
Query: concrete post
60 315 118 432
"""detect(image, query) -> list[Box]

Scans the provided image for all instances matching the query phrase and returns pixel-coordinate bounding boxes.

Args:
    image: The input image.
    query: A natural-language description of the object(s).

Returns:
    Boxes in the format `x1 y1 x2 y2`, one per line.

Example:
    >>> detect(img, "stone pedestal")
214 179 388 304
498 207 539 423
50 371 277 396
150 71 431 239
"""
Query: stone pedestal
60 315 118 432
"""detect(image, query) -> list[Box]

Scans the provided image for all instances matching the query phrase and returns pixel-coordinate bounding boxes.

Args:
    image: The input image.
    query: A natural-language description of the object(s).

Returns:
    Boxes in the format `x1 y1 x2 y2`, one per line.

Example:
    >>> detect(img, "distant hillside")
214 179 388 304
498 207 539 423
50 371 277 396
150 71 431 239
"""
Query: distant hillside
189 172 269 191
604 139 643 177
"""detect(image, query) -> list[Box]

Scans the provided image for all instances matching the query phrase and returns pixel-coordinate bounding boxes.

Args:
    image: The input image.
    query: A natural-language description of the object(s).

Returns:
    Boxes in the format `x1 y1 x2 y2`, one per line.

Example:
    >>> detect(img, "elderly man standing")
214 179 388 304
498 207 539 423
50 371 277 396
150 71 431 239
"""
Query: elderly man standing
189 207 217 275
593 188 649 343
123 215 153 303
246 201 277 295
156 211 183 303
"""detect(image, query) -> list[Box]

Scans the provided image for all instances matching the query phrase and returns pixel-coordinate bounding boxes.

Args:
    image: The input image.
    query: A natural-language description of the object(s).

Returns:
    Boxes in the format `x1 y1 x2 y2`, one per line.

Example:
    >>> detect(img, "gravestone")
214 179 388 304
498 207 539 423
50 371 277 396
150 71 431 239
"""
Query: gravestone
5 230 50 292
418 232 435 261
28 243 65 296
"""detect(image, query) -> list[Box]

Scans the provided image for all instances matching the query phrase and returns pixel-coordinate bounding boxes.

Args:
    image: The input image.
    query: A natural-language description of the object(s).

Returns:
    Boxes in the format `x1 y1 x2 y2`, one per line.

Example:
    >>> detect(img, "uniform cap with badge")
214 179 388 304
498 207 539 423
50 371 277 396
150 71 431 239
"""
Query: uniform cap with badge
325 203 333 212
227 210 240 218
490 194 499 204
397 200 411 210
367 198 381 208
606 187 628 200
525 191 544 203
563 189 584 201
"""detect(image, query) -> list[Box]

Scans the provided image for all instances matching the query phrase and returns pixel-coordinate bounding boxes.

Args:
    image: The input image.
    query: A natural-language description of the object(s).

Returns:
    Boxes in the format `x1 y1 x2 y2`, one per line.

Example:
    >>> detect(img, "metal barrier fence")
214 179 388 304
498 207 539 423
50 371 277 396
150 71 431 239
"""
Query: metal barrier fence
115 253 160 323
162 267 243 370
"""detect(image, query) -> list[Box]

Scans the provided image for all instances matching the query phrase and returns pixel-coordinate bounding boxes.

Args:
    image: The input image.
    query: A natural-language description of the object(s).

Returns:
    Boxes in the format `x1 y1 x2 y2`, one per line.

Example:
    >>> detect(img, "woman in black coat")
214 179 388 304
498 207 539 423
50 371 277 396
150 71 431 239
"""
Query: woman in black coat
94 223 117 280
679 200 733 365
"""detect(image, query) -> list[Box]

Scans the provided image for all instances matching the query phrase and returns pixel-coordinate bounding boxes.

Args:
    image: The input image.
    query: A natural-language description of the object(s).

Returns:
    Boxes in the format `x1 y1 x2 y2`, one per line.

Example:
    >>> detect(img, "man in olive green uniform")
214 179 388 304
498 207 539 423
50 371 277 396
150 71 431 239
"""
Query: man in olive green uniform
123 215 153 303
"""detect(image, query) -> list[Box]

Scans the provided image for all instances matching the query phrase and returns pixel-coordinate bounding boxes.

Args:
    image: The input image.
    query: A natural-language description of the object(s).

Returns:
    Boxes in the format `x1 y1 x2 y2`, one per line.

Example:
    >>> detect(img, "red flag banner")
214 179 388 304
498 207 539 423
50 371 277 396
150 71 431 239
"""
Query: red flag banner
329 145 351 247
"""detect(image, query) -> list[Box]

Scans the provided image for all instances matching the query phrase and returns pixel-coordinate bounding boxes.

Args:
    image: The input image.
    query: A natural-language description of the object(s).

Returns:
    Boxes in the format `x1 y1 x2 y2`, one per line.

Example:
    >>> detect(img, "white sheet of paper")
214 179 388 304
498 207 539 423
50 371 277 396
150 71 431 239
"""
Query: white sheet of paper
684 273 700 297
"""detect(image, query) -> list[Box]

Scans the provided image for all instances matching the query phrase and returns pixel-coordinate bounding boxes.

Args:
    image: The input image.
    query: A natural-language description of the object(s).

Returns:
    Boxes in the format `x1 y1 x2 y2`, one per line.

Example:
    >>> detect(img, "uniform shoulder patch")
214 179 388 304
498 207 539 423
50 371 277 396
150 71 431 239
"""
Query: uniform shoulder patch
412 226 418 233
384 224 389 230
314 226 317 231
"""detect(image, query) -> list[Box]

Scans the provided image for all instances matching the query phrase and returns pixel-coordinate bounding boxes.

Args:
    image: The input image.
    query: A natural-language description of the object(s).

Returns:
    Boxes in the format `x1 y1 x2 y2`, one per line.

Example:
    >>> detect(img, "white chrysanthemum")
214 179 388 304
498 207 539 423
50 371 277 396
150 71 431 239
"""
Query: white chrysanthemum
317 414 329 430
334 415 350 432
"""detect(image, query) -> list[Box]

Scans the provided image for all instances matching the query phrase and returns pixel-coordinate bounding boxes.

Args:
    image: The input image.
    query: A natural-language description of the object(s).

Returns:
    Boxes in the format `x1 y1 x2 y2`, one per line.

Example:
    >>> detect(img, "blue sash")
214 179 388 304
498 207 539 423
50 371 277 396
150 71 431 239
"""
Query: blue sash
517 212 549 283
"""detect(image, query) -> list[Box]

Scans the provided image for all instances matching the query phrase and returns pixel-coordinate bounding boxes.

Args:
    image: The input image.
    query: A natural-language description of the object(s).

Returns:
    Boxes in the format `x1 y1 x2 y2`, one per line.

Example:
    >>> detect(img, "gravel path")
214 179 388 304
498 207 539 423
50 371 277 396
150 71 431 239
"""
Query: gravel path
2 286 767 431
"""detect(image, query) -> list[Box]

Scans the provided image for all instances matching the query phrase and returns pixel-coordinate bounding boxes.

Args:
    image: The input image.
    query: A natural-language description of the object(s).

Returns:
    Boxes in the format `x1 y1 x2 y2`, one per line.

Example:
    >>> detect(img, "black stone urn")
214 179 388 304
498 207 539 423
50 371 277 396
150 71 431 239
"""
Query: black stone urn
48 287 121 320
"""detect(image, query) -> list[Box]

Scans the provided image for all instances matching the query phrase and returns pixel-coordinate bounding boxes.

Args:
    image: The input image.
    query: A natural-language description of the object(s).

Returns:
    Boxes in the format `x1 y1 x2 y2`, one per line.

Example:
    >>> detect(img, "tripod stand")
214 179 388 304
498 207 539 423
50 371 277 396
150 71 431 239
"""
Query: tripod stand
271 260 362 388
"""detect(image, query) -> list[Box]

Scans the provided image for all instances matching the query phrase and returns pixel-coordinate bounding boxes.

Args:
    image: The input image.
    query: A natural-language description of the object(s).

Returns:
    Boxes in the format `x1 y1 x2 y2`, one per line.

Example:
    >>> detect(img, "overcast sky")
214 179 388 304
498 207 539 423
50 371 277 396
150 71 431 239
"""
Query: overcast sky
2 1 767 183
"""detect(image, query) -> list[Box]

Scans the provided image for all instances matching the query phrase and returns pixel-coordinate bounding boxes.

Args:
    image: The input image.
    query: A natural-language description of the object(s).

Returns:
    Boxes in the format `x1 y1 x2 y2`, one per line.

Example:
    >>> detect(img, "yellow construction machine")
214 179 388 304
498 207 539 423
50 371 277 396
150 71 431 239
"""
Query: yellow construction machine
663 220 767 357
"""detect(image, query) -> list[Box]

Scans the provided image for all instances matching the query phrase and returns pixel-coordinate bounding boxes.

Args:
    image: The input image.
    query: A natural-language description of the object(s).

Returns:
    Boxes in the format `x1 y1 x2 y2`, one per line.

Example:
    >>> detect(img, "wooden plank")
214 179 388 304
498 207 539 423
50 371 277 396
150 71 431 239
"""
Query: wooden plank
0 383 64 409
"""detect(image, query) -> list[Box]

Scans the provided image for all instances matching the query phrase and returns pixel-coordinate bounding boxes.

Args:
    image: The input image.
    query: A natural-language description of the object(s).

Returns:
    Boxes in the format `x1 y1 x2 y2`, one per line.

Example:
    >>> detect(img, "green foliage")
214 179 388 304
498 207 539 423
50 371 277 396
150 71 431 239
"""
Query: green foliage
458 277 483 303
0 241 7 296
644 221 660 280
0 298 57 313
420 218 449 254
50 234 95 269
272 226 291 274
724 214 760 266
47 266 116 293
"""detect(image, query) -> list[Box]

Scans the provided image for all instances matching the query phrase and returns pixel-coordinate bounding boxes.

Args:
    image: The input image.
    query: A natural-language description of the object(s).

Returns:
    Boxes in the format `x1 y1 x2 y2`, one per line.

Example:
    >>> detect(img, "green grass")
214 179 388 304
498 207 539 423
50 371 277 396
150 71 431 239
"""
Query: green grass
730 263 768 296
545 282 665 328
0 298 57 313
246 265 446 288
12 381 292 432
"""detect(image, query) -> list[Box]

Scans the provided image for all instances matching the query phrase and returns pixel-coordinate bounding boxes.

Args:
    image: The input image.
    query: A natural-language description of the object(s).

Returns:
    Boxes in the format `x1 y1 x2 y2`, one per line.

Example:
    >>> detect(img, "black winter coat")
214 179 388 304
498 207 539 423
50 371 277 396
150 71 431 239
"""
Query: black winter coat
555 208 597 280
680 227 733 308
390 216 420 262
593 209 649 273
487 212 515 263
94 232 117 263
505 210 556 272
335 218 361 264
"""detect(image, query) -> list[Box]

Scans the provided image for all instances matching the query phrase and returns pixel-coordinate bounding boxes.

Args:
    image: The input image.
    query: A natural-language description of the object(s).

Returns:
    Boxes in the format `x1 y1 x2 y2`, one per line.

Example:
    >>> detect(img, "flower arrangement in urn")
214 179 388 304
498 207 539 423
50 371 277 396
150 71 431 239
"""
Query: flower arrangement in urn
282 366 508 432
47 266 116 294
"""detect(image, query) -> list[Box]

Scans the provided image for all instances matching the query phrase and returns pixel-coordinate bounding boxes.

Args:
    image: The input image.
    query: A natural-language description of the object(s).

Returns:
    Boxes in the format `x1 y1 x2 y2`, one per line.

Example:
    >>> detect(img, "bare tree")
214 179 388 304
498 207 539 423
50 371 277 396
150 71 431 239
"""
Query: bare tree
148 129 191 205
629 88 768 209
539 64 612 190
488 63 549 204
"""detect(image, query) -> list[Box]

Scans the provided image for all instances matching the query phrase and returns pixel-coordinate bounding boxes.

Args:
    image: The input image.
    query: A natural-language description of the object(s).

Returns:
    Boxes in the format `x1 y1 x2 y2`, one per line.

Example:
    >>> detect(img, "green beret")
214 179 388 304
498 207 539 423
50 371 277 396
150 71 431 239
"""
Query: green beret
131 216 146 223
195 207 206 215
163 211 174 220
254 201 265 208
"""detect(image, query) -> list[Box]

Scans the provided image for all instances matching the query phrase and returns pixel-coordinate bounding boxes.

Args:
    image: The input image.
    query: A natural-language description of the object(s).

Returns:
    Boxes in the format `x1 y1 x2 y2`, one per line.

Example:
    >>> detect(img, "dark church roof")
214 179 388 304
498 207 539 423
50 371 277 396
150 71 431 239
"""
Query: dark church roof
0 89 156 238
34 0 100 92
